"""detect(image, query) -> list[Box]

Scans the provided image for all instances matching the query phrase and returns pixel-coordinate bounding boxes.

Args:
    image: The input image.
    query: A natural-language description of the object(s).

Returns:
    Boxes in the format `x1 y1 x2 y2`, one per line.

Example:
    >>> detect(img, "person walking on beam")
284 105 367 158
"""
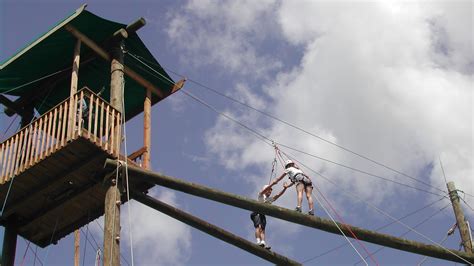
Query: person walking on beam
251 184 290 249
268 160 315 215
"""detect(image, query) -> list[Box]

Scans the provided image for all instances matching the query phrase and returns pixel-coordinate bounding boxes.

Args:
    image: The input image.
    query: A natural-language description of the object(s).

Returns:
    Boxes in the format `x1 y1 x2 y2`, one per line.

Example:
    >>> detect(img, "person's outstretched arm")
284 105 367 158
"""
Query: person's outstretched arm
268 172 286 188
271 182 293 202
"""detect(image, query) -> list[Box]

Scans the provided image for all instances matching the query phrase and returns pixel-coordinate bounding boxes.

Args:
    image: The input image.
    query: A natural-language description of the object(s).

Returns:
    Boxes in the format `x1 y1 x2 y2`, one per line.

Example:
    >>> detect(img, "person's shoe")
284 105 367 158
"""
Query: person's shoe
308 210 314 216
264 244 271 250
256 239 261 245
259 240 266 247
295 206 302 213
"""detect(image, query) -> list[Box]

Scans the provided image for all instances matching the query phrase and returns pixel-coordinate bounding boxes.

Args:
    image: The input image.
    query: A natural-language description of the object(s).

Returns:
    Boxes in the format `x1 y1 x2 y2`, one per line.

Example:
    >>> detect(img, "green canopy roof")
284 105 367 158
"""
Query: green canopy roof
0 5 175 121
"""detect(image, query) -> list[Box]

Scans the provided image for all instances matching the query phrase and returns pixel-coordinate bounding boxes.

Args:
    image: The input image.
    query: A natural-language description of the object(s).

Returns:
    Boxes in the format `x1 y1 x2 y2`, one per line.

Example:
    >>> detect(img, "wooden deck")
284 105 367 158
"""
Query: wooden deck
0 88 151 247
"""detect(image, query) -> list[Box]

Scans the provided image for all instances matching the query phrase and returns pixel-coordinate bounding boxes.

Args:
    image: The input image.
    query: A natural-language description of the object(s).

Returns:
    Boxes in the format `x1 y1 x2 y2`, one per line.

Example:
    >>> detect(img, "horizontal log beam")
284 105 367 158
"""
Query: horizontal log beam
131 190 300 265
64 24 164 99
104 159 474 264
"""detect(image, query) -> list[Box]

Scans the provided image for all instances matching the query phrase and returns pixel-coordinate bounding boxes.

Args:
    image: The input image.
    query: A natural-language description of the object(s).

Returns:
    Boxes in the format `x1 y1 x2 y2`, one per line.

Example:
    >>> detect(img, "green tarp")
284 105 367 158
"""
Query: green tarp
0 5 174 121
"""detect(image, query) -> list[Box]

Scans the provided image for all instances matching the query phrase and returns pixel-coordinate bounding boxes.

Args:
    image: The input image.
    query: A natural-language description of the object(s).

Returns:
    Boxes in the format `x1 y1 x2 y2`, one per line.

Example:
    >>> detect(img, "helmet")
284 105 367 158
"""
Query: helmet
262 185 271 191
285 159 294 168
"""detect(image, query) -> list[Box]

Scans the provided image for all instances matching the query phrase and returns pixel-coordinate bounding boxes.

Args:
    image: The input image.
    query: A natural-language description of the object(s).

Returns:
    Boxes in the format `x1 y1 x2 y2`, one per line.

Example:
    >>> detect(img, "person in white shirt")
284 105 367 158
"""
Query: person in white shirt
250 183 290 249
268 160 315 215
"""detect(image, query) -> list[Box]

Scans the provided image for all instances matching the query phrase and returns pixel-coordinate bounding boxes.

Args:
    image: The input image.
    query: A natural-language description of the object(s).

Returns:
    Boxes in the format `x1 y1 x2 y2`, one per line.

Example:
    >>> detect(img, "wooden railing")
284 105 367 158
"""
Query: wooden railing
0 87 122 183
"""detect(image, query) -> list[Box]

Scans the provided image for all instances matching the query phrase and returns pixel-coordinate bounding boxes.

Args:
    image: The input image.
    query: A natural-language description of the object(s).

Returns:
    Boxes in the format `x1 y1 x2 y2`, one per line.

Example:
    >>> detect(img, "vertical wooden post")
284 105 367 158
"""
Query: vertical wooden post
1 221 17 266
143 89 151 169
67 39 81 140
74 229 80 266
104 40 124 266
447 181 473 253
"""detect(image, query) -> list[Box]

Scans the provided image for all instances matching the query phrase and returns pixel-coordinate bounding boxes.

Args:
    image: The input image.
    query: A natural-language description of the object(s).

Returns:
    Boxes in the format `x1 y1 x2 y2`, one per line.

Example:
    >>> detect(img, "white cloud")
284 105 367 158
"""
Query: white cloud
165 0 282 78
90 189 192 266
201 1 473 215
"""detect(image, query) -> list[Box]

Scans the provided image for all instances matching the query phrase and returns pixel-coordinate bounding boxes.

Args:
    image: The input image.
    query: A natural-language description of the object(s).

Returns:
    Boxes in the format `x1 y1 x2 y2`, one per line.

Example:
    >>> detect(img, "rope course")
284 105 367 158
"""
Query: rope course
122 55 474 263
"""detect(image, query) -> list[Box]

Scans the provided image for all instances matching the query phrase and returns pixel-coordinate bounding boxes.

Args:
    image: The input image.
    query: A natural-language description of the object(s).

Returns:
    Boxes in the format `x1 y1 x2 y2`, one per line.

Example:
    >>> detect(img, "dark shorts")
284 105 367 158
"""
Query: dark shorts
250 212 266 229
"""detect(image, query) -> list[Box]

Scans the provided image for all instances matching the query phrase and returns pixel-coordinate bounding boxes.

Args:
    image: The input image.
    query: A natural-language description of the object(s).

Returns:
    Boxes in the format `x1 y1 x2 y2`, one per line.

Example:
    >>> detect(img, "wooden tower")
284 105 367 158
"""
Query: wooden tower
0 5 182 265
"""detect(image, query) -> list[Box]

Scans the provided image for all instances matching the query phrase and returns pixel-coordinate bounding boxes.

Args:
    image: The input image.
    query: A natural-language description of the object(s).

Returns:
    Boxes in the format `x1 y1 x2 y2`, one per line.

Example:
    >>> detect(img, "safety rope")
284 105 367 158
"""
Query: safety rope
19 240 31 266
312 190 369 265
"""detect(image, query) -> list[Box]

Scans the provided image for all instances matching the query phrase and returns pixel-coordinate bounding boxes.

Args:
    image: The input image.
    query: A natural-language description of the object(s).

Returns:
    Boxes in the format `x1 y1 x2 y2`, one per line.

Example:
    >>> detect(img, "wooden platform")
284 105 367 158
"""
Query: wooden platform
0 89 152 247
0 135 152 247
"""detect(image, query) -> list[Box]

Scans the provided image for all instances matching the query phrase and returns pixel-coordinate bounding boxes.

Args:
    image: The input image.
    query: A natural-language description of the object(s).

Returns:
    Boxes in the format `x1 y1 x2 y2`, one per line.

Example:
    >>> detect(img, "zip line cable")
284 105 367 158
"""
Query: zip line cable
126 51 448 196
301 196 446 263
275 142 445 197
353 203 451 265
180 89 445 198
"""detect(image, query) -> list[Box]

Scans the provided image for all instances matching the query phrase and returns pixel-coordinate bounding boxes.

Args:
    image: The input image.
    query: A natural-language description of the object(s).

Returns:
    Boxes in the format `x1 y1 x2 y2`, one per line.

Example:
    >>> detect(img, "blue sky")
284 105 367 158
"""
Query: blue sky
0 0 473 265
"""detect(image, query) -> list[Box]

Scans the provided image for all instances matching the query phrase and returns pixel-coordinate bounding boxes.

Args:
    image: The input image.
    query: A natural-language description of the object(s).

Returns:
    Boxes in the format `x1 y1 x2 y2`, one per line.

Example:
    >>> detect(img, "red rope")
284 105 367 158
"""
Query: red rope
314 185 379 265
276 146 379 265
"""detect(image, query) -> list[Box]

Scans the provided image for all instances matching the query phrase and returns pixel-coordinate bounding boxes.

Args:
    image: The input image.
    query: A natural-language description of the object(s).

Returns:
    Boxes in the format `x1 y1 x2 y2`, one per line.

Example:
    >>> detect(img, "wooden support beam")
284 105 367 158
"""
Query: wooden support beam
64 24 164 99
171 78 186 94
447 182 473 253
103 38 124 266
125 18 146 34
143 89 151 169
0 95 29 118
1 220 17 266
131 190 301 265
104 159 474 264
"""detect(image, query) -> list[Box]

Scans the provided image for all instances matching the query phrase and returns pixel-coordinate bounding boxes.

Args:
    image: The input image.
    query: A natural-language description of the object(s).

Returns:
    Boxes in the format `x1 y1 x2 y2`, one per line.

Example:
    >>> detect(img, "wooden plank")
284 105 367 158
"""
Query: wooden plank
37 116 45 162
45 112 53 157
38 116 46 161
18 128 28 173
1 140 10 182
93 97 99 142
99 101 104 147
78 90 84 137
87 94 93 139
6 136 18 181
0 142 4 181
110 109 115 155
104 105 109 151
52 107 58 152
14 130 24 176
61 101 68 147
31 120 39 166
71 94 77 139
56 104 63 150
23 125 33 172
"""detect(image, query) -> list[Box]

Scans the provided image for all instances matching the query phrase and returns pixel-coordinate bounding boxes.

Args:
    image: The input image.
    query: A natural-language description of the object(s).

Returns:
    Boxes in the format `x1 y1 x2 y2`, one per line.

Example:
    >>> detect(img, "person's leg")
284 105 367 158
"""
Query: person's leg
296 183 304 211
305 185 314 214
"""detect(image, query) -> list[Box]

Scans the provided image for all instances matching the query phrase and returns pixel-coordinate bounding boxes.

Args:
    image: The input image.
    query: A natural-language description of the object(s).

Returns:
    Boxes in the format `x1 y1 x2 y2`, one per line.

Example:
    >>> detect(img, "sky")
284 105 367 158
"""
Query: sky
0 0 473 265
